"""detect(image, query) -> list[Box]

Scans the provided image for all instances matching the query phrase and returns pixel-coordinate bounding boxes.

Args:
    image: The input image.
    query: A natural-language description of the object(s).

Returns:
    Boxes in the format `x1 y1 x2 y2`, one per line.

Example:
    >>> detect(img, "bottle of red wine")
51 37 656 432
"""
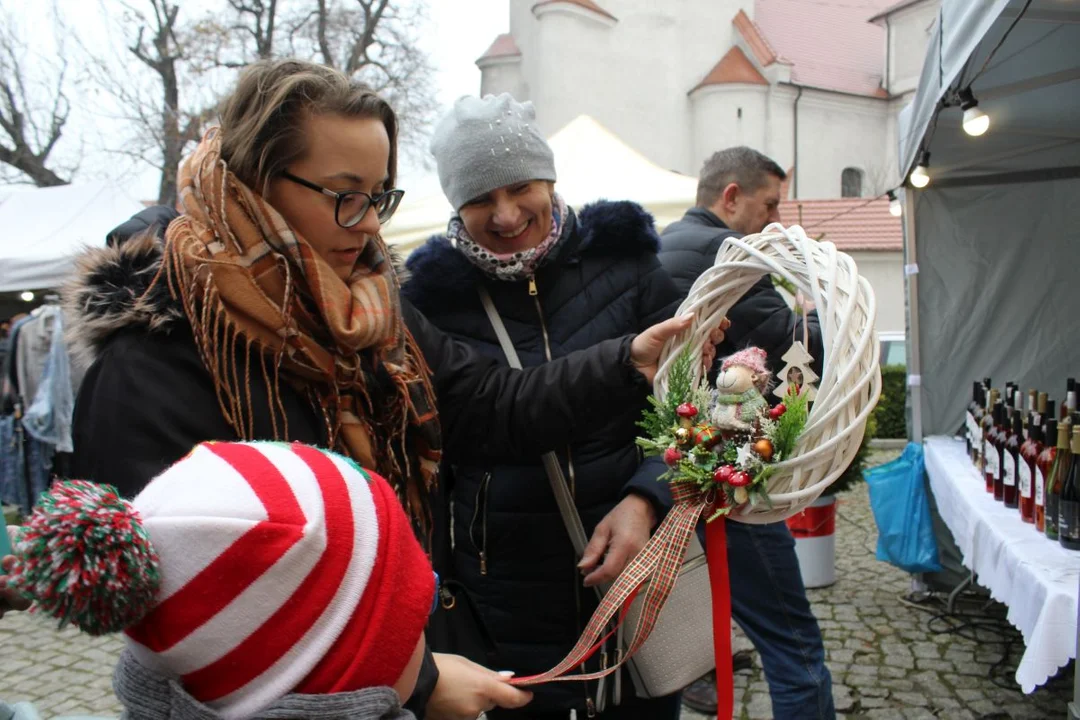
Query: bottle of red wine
981 389 1000 491
1004 410 1022 509
1037 419 1058 533
1020 415 1041 523
966 381 981 460
1058 427 1080 551
992 402 1007 501
1062 378 1077 421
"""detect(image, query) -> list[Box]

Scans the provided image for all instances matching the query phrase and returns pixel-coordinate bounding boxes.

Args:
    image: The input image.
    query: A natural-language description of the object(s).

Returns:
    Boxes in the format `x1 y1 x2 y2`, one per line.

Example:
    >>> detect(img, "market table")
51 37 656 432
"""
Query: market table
924 435 1080 694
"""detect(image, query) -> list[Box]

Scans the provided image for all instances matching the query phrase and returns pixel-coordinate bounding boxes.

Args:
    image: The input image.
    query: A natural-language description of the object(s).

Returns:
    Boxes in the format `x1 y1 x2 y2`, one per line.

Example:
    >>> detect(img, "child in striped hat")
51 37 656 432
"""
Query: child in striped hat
2 441 436 720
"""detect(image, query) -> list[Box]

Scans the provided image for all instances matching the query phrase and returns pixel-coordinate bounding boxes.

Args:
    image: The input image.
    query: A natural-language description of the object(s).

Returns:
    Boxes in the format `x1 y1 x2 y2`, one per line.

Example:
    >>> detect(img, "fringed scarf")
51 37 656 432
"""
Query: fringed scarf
160 128 441 530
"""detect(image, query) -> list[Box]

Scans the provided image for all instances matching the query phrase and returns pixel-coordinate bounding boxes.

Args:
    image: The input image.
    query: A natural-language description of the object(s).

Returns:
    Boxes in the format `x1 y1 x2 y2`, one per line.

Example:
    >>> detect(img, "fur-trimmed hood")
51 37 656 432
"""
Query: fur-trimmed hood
402 199 660 311
63 231 184 369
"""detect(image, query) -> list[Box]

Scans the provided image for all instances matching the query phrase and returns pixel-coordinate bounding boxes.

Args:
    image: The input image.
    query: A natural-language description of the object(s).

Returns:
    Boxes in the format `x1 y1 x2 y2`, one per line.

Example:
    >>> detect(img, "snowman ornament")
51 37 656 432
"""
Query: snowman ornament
709 347 772 433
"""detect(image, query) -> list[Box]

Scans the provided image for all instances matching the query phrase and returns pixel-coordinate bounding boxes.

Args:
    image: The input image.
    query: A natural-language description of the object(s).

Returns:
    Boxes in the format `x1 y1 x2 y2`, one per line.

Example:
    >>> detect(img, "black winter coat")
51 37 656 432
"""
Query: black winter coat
659 207 824 377
402 201 681 713
66 211 656 718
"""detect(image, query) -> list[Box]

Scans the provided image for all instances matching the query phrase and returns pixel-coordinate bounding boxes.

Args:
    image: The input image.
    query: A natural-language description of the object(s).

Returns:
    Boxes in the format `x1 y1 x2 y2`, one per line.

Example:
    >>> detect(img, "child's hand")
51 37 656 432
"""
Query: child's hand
0 525 30 619
0 554 30 619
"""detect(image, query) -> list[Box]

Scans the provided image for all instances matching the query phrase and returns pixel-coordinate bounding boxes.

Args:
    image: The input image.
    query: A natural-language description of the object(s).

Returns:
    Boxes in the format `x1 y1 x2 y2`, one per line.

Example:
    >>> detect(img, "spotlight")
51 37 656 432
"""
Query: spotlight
910 151 931 189
959 87 989 136
20 291 34 302
887 190 902 217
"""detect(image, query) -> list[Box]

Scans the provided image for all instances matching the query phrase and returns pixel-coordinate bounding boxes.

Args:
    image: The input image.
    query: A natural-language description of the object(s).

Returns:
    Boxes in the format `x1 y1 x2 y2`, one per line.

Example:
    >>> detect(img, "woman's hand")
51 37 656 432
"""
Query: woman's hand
427 653 532 720
579 494 656 588
631 315 731 383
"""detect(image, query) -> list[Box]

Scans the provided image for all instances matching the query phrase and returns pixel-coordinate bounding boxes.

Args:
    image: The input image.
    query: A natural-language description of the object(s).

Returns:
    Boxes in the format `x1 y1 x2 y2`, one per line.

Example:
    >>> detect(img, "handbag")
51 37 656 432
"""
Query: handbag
478 286 716 701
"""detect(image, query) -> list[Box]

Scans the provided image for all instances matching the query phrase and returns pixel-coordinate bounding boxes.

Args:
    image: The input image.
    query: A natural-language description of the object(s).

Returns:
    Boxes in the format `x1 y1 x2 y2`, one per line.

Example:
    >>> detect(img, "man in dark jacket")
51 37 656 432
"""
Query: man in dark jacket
661 147 835 719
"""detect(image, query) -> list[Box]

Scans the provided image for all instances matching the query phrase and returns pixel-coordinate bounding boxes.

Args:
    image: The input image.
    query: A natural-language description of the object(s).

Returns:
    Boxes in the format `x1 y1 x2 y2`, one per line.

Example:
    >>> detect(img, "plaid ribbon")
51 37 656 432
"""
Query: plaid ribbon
511 482 733 715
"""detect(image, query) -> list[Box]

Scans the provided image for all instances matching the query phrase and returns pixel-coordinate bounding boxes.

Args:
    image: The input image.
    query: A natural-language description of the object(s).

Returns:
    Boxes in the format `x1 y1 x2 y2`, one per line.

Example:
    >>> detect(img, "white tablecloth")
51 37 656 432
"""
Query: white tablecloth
924 435 1080 692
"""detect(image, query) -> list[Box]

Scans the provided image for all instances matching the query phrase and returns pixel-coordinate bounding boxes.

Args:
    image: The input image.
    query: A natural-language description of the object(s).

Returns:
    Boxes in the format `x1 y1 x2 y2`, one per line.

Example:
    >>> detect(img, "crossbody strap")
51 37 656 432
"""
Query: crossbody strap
479 286 627 707
477 286 590 557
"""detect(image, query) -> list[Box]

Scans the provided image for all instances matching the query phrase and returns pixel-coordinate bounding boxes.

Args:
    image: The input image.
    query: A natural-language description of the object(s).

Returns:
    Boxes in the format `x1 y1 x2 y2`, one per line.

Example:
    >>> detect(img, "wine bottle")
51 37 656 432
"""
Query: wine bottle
1063 378 1077 421
982 391 1000 492
1047 421 1072 541
966 381 980 460
1020 415 1040 523
1004 410 1022 509
972 385 986 468
1026 389 1038 438
1036 419 1058 533
1059 427 1080 550
992 402 1007 501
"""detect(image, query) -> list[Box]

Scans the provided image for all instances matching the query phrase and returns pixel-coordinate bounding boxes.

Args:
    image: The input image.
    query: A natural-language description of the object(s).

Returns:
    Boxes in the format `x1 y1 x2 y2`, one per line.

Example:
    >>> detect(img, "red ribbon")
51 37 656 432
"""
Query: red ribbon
707 516 734 719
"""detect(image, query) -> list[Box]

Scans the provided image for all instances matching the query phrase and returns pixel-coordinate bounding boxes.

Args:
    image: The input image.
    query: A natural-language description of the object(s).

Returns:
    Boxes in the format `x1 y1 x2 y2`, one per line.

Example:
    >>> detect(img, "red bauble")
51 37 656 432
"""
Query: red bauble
769 403 787 420
729 471 752 487
713 465 735 484
663 447 683 466
676 402 699 419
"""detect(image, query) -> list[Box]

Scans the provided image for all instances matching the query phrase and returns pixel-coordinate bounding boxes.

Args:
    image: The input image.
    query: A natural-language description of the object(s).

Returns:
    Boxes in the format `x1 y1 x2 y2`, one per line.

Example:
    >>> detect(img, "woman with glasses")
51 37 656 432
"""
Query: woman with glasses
58 60 716 718
401 94 723 720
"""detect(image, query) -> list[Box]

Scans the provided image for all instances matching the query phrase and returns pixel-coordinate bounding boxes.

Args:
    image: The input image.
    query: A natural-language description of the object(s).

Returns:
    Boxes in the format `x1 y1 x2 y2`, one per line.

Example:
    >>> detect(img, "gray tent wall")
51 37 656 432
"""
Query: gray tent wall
896 0 1080 708
898 0 1080 439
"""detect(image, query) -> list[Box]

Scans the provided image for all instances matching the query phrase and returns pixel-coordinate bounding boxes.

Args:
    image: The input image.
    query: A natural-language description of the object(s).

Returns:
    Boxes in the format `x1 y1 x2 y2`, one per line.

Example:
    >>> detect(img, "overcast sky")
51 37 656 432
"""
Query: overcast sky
3 0 509 198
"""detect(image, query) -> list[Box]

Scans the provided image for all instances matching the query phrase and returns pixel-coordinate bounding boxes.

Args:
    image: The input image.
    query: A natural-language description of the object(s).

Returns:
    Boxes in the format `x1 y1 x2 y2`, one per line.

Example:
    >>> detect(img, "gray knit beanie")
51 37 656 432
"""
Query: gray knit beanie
430 94 557 210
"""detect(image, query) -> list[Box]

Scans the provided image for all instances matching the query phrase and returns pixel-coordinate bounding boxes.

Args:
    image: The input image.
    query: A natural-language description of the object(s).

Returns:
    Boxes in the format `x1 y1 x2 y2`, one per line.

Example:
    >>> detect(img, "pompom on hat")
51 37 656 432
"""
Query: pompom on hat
721 347 769 375
8 441 435 720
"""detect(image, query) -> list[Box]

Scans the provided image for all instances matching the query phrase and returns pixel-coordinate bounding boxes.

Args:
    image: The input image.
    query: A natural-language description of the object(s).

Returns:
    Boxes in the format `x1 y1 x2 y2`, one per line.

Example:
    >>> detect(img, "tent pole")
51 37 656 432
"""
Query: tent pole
904 187 924 443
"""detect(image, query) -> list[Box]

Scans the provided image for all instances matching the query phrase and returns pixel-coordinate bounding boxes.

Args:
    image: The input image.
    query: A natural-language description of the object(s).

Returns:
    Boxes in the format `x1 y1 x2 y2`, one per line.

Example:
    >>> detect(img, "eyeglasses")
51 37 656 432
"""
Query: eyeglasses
281 171 405 228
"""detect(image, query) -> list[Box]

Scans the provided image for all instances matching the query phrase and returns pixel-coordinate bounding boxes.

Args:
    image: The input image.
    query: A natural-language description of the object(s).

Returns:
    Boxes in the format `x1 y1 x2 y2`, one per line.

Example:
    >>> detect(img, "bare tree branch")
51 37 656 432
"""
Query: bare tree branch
0 12 71 186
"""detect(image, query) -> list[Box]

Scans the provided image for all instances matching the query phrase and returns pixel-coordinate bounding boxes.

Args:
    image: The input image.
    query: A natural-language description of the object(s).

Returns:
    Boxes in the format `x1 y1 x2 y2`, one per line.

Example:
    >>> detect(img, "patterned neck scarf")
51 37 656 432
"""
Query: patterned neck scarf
160 128 442 531
447 193 570 281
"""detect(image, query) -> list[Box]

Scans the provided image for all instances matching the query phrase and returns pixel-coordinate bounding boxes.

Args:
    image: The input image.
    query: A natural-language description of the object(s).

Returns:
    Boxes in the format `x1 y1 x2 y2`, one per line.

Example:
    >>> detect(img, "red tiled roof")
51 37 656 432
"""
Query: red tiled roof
754 0 894 97
779 198 901 251
532 0 617 21
477 33 521 63
732 10 785 67
692 47 768 92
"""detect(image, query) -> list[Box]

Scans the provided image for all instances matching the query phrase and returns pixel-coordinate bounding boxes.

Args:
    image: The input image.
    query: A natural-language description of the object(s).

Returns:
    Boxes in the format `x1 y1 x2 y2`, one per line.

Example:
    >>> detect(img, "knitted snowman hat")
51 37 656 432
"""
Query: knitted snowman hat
721 347 769 375
8 441 434 720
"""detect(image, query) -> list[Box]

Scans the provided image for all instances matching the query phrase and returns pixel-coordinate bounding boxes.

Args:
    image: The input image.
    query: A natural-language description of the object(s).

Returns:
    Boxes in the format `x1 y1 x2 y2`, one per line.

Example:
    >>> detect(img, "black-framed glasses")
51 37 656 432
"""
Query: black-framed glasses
282 171 405 228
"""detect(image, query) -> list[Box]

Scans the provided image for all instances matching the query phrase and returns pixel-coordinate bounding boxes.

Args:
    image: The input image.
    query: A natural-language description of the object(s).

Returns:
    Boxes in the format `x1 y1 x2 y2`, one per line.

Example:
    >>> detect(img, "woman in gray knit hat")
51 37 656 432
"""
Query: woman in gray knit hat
403 94 717 720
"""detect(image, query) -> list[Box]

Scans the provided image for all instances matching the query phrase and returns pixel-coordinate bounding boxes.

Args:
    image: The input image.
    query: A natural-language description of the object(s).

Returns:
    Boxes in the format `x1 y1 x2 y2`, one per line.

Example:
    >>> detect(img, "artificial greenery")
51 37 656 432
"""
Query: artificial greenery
637 345 810 517
771 387 809 461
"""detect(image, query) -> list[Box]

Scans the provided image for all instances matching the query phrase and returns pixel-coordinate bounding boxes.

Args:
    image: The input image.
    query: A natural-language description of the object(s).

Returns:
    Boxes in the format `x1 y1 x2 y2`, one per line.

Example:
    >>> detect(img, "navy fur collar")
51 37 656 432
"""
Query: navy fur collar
403 200 658 311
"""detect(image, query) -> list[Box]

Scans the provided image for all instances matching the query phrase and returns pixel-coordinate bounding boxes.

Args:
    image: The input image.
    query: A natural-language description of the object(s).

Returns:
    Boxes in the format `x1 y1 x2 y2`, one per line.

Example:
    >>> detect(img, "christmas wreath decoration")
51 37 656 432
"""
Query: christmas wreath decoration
512 225 880 713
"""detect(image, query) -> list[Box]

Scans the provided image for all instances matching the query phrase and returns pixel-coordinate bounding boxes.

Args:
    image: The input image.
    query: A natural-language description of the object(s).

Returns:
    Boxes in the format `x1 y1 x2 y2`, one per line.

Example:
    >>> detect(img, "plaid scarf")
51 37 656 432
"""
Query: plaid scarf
161 128 441 530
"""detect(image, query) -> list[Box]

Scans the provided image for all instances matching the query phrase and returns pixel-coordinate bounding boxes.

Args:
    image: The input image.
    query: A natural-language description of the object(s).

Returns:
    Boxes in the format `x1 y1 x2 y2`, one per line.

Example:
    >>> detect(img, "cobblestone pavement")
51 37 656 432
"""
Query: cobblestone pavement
1 450 1073 718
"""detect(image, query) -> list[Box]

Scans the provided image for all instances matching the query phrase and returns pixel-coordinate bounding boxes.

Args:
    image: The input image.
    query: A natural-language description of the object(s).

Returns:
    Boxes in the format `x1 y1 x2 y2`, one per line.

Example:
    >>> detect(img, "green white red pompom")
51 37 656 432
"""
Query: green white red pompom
9 481 160 636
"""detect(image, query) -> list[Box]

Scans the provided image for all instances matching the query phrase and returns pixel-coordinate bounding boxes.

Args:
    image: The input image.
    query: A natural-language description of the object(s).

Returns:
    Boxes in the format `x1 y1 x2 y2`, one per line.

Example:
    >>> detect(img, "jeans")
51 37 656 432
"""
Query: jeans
727 520 835 720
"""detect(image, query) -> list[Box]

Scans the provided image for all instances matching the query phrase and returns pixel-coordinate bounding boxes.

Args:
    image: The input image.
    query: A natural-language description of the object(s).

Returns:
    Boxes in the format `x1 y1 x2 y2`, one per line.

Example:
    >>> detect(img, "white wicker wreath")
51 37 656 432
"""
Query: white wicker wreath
655 223 882 524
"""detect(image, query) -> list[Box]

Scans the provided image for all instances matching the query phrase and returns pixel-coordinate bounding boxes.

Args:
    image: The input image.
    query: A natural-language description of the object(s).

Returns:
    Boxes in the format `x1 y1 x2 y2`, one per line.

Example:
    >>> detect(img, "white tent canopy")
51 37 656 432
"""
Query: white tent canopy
896 0 1080 440
382 115 698 249
0 182 146 293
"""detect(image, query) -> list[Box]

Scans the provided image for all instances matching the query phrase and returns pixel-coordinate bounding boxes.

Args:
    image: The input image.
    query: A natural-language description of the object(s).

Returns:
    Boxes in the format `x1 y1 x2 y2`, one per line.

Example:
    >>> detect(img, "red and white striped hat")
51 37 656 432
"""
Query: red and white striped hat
13 441 435 719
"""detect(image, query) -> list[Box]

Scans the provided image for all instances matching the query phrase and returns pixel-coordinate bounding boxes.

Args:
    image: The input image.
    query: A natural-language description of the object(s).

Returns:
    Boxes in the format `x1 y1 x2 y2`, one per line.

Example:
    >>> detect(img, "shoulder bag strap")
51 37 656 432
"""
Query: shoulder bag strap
479 286 624 708
477 286 590 557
